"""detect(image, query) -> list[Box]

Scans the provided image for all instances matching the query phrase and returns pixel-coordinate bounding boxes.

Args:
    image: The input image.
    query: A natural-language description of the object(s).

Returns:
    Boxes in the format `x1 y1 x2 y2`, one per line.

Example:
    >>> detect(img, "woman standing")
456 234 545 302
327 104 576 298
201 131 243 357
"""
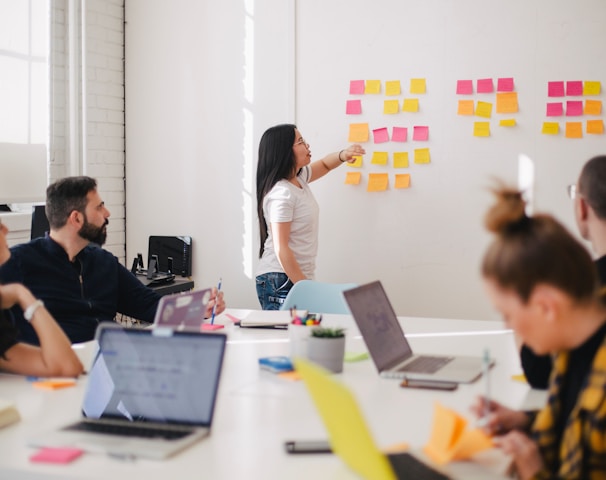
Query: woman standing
255 124 364 310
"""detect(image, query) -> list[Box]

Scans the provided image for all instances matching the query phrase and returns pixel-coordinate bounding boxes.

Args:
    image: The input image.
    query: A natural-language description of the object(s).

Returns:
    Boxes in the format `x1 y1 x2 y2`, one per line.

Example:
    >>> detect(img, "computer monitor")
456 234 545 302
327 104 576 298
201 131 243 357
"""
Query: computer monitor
148 236 192 277
31 204 50 240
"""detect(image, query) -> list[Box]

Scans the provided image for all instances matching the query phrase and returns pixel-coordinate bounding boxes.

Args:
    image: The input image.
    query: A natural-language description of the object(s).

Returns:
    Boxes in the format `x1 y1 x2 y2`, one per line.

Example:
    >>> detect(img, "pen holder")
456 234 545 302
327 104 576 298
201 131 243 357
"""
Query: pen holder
289 324 315 360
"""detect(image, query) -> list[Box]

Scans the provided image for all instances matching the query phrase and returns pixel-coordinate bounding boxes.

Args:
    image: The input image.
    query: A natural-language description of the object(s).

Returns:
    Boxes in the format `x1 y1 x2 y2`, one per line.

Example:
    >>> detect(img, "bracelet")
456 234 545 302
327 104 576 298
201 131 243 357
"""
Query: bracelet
24 299 44 322
338 150 346 162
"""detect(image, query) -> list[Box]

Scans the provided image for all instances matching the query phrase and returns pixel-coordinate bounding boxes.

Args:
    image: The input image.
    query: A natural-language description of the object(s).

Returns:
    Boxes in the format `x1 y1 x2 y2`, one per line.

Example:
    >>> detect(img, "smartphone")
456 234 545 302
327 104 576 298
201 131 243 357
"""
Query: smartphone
284 440 332 454
400 378 458 391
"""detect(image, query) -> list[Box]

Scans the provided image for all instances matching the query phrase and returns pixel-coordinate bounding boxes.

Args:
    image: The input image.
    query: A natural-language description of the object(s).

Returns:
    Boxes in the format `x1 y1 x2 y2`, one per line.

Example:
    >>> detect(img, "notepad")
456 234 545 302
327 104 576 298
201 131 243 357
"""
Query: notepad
0 399 20 429
239 310 290 329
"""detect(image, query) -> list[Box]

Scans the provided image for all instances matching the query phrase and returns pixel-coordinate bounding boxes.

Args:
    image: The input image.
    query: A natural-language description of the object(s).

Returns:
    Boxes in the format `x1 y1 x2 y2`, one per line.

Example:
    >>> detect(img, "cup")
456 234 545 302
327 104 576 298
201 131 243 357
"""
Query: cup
289 324 312 359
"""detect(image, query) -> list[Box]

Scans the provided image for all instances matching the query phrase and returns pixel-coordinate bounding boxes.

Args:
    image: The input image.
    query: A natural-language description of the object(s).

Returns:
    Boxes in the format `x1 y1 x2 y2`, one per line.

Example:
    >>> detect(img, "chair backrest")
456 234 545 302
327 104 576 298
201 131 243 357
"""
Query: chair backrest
280 280 358 314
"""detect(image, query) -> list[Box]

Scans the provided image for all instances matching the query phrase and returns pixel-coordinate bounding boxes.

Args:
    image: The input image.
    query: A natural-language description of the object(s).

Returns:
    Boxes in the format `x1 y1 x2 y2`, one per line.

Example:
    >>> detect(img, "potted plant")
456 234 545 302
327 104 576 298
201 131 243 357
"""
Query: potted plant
307 327 346 373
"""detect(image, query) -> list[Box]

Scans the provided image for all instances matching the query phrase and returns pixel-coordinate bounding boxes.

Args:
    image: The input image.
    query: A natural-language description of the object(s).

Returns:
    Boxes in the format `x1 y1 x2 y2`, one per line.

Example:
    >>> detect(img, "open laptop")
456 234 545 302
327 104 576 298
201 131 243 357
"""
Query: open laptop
343 281 490 383
295 358 451 480
29 324 227 459
153 288 211 331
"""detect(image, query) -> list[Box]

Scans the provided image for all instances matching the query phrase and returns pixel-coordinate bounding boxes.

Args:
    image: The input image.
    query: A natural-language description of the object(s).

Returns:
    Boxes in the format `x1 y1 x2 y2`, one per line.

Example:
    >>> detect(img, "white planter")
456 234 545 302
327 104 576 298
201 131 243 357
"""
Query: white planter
307 336 345 373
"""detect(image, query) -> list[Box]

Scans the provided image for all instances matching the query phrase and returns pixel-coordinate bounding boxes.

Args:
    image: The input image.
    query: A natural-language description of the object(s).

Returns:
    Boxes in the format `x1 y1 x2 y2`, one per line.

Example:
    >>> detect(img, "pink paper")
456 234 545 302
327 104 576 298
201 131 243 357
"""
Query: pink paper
546 102 563 117
477 78 494 93
497 77 514 92
346 99 362 115
548 81 565 97
372 127 390 143
413 126 429 141
392 127 408 142
456 80 473 95
566 81 583 96
30 447 83 464
566 101 583 116
349 80 365 95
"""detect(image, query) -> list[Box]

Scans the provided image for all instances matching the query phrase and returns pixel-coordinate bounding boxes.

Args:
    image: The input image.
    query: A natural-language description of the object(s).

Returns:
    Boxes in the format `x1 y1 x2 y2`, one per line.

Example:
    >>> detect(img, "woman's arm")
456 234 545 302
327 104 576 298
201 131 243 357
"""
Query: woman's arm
271 221 306 284
309 144 366 182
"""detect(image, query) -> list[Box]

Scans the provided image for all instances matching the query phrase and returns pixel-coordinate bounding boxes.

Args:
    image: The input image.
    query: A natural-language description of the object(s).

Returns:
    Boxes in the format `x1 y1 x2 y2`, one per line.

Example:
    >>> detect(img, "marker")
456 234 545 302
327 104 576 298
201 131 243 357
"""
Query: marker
480 348 491 426
210 278 222 325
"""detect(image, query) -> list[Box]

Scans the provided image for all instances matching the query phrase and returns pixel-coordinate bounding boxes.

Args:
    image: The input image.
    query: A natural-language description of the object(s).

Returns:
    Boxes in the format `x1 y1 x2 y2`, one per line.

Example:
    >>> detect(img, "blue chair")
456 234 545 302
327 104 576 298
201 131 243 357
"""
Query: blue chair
280 280 358 314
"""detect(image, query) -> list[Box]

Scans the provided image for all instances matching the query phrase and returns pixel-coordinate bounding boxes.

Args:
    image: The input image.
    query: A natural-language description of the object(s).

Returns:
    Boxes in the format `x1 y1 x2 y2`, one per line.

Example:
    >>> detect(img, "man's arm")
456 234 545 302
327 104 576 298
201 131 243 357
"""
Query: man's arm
116 263 161 323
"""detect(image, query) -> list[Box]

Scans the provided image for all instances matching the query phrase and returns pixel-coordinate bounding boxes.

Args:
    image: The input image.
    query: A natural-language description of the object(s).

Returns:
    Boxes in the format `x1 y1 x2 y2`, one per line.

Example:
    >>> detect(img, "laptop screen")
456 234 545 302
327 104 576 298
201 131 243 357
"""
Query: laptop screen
82 326 226 427
153 288 211 329
343 281 413 371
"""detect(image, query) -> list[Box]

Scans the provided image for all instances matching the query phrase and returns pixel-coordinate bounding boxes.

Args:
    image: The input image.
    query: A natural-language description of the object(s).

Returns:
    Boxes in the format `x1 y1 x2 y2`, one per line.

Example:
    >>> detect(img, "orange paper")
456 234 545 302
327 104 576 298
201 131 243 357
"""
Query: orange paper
345 171 362 185
348 123 369 142
496 92 518 113
587 120 604 134
565 122 583 139
367 173 389 192
33 379 77 390
457 100 474 116
394 174 411 189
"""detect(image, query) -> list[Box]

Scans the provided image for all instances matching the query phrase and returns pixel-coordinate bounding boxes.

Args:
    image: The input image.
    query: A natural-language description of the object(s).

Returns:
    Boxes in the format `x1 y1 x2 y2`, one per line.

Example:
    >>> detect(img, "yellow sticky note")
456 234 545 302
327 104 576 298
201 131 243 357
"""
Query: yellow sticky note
457 100 474 116
367 173 389 192
583 81 601 96
394 174 411 189
383 100 400 114
365 80 381 94
496 92 518 113
473 122 490 137
585 100 602 115
542 122 559 135
345 171 362 185
475 101 493 118
348 123 369 142
511 373 527 383
348 155 363 167
499 119 516 127
393 152 409 168
385 80 401 96
402 98 419 113
566 122 583 139
410 78 426 94
414 148 430 164
371 151 389 165
587 120 604 134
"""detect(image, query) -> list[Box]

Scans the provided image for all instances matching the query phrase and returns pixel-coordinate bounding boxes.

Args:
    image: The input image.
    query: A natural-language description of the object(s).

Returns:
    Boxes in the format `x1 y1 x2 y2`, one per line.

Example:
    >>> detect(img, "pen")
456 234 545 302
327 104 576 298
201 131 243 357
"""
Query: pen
482 348 491 422
210 277 222 325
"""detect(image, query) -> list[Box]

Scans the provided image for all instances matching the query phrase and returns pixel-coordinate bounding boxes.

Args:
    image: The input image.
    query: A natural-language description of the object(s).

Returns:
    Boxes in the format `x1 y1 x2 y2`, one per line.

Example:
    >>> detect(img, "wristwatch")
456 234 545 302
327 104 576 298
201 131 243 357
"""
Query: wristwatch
24 299 44 322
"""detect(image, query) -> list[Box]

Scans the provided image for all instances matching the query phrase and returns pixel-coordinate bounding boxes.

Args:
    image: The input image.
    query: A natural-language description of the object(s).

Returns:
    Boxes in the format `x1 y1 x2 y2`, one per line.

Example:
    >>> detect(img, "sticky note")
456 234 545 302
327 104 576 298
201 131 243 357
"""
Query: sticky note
393 152 409 168
372 127 389 144
496 92 518 113
33 379 77 390
499 119 516 127
587 120 604 134
201 324 224 331
277 371 301 381
367 173 389 192
565 122 583 139
371 151 389 165
412 125 429 141
392 127 408 142
546 102 563 117
383 100 399 114
497 77 514 92
349 79 365 95
348 123 369 142
457 100 474 116
511 373 527 383
344 351 370 362
584 100 602 115
402 98 419 113
566 101 583 116
583 81 601 96
566 80 583 96
542 122 559 135
414 148 431 164
346 99 362 115
385 80 401 96
473 122 490 137
348 155 363 167
345 171 362 185
410 78 426 94
30 447 83 464
477 78 494 93
548 81 565 97
456 79 473 95
365 80 381 94
394 174 411 189
475 101 493 118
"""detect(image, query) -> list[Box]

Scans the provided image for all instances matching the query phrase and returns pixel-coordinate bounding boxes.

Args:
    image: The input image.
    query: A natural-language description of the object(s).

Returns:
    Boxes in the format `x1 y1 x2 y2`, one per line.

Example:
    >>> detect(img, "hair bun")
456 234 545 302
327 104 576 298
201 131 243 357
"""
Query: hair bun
484 185 528 234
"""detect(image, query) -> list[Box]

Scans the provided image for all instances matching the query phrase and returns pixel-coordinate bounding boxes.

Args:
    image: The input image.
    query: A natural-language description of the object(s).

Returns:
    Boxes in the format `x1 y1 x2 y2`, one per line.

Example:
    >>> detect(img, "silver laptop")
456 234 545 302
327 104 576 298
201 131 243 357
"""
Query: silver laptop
343 281 490 383
29 324 227 459
153 288 212 331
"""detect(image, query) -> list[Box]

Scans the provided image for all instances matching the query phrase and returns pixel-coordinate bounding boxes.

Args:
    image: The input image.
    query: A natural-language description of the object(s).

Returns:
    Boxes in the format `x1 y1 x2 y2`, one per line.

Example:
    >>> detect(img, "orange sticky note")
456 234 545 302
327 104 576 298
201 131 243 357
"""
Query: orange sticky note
348 123 369 142
345 171 362 185
565 122 583 139
33 379 77 390
496 92 518 113
394 174 411 189
393 152 409 168
277 371 301 381
473 122 490 137
457 100 474 116
385 80 401 96
365 80 381 94
410 78 426 94
371 151 388 165
402 98 419 113
475 101 492 118
587 120 604 134
367 173 389 192
542 122 559 135
414 148 431 164
383 100 399 114
585 100 602 115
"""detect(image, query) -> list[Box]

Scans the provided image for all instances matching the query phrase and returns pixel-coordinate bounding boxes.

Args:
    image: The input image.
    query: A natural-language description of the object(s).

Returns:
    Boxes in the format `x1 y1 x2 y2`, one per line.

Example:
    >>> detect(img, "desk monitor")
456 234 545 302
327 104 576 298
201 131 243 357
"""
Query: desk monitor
31 204 50 240
148 235 192 277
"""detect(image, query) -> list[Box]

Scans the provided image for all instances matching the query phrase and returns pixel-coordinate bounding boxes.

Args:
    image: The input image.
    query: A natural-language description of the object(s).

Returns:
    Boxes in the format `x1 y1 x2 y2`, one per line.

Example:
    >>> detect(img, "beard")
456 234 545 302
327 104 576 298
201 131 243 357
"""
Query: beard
79 217 108 246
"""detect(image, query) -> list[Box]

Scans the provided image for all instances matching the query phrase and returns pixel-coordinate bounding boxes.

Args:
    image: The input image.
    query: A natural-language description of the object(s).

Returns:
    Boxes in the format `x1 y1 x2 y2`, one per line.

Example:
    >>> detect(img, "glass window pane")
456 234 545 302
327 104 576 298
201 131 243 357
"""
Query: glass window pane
0 56 29 143
31 0 49 57
31 61 48 144
0 0 29 53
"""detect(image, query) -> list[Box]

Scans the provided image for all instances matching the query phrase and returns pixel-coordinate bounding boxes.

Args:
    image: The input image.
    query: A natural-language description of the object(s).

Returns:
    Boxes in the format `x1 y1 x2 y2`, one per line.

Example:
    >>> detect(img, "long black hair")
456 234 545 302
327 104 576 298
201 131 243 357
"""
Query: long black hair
256 124 297 258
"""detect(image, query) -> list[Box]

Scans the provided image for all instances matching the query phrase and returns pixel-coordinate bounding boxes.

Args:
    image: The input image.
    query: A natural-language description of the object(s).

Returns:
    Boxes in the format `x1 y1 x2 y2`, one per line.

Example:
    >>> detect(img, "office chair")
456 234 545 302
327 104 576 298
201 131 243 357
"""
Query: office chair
280 280 358 314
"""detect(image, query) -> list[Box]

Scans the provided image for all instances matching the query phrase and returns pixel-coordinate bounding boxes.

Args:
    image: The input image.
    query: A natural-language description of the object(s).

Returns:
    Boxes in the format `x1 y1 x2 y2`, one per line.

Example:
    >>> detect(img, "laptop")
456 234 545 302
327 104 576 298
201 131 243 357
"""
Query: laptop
29 324 227 459
295 358 451 480
153 288 212 331
343 281 491 383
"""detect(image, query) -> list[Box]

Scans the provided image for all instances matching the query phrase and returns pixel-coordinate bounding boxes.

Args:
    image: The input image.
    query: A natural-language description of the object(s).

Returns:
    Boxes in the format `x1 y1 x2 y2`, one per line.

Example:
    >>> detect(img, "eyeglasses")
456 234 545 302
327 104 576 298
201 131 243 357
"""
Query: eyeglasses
567 184 577 200
294 138 309 147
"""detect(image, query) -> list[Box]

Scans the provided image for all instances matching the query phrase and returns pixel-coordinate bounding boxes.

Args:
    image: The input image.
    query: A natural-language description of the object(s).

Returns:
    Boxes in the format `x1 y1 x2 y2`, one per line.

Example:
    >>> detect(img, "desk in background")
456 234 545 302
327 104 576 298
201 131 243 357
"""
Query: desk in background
147 276 194 296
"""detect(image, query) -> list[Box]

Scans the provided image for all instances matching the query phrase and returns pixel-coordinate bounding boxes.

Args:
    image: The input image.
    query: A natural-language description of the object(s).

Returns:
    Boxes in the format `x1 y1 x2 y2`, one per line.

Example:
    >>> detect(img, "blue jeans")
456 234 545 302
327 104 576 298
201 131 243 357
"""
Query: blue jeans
255 272 293 310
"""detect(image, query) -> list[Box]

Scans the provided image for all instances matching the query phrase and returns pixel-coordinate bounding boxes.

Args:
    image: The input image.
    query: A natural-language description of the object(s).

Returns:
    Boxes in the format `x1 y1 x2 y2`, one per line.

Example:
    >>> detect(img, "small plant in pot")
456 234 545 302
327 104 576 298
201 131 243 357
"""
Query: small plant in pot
308 327 346 373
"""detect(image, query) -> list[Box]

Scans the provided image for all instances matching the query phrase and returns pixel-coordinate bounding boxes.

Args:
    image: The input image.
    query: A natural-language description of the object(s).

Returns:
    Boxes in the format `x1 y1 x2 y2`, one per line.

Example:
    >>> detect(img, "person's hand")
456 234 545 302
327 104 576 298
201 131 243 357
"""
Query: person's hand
470 396 531 435
0 283 35 310
496 431 543 480
341 144 366 163
204 287 225 318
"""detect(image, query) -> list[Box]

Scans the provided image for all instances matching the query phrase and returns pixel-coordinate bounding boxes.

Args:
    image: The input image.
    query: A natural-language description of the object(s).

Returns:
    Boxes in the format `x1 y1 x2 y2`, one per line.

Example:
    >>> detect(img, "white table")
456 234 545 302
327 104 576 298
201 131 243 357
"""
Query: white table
0 310 545 479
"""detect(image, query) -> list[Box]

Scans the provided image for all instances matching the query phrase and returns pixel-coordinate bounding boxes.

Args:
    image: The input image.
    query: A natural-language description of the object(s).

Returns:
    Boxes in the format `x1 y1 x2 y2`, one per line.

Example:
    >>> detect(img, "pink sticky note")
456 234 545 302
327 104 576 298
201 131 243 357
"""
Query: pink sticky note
346 99 362 115
548 81 565 97
412 126 429 141
497 77 514 92
349 80 365 95
30 447 83 464
201 324 224 331
477 78 494 93
546 102 563 117
566 81 583 96
566 101 583 116
373 127 390 144
456 80 473 95
392 127 408 142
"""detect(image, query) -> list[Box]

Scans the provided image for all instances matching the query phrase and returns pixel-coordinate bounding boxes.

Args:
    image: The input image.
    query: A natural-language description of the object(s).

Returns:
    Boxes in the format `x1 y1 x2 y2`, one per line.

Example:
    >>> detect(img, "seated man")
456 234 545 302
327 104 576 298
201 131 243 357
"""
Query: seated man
0 176 224 344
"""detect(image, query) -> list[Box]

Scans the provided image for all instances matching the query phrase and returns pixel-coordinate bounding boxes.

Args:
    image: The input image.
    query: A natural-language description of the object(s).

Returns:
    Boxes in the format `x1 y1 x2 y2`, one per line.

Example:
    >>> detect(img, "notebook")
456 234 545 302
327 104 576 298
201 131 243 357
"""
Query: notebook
343 281 491 383
153 288 211 331
238 310 290 329
29 324 227 460
295 358 451 480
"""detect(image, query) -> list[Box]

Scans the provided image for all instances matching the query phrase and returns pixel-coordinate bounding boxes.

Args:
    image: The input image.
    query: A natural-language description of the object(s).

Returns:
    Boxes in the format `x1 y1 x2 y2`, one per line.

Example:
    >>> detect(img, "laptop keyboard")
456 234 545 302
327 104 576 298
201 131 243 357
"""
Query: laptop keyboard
64 421 192 440
398 355 454 374
388 452 451 480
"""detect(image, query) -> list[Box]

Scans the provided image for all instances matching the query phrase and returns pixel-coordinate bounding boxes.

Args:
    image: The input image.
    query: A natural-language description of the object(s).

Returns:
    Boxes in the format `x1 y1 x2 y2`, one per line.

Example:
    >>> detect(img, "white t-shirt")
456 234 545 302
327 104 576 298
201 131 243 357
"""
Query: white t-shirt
256 166 319 279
